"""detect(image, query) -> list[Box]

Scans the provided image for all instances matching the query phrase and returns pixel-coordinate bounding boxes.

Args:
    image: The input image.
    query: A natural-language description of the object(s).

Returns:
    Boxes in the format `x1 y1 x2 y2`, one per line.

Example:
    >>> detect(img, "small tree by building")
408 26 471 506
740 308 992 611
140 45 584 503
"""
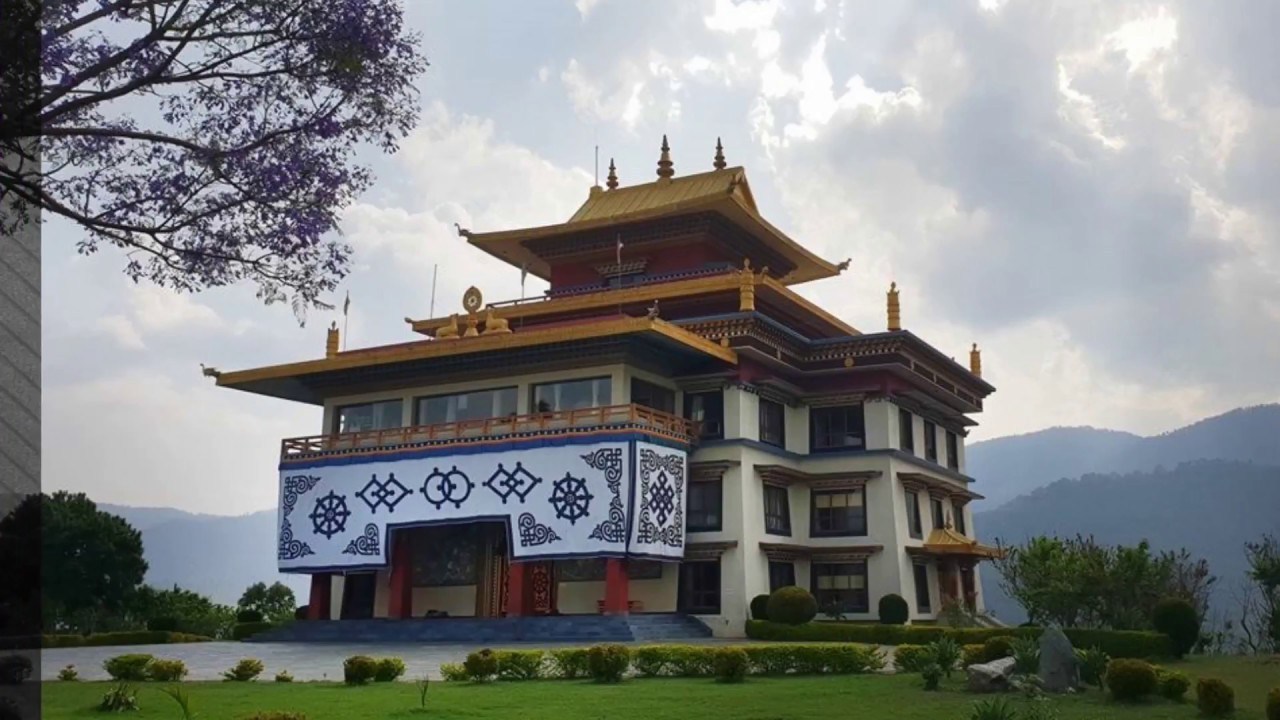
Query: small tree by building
238 582 297 622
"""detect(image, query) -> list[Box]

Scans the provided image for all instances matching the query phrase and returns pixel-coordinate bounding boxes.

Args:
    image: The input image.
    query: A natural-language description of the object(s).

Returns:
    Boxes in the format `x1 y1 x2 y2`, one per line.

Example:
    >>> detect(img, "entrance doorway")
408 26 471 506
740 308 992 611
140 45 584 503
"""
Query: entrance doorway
340 573 376 619
677 560 721 614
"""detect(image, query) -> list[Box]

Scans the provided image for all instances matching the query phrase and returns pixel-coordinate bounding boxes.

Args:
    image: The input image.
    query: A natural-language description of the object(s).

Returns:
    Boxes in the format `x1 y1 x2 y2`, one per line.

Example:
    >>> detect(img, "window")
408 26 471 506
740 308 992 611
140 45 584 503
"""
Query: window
811 488 867 537
931 497 946 530
759 398 785 447
763 484 791 536
531 377 611 413
415 387 516 425
810 404 866 451
905 490 923 540
686 480 722 532
678 560 721 614
913 563 932 613
768 561 796 592
923 420 938 462
946 431 960 471
630 378 675 414
899 408 914 453
812 561 869 614
336 399 403 433
952 500 967 535
684 390 724 440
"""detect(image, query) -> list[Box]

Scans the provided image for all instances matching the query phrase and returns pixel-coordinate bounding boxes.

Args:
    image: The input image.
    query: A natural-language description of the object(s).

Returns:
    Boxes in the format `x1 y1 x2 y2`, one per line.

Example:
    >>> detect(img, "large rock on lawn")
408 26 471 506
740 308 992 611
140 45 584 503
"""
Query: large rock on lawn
966 656 1016 693
1038 626 1079 692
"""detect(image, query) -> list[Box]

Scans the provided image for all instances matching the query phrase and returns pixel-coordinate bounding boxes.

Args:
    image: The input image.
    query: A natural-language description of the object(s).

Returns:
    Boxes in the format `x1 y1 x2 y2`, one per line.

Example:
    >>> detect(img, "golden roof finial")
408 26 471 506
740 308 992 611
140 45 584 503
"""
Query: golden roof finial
656 134 674 180
606 158 618 190
713 137 726 170
887 281 901 331
970 343 982 377
326 322 340 358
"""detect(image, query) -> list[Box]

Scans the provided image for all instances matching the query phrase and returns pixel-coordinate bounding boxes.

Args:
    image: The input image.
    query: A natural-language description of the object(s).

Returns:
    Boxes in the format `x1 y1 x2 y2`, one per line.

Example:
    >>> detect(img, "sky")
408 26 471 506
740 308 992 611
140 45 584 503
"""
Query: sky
40 0 1280 516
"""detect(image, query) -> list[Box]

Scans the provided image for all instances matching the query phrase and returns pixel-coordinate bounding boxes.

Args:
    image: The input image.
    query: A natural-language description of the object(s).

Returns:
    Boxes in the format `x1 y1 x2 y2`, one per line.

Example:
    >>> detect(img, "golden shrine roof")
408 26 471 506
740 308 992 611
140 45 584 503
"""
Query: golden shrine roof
913 528 1003 559
567 166 758 222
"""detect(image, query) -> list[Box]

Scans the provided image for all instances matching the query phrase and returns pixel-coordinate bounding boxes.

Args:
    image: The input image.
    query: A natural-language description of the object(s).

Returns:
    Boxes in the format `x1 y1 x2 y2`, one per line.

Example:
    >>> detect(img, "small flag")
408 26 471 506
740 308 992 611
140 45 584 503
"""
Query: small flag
520 263 528 285
343 290 350 316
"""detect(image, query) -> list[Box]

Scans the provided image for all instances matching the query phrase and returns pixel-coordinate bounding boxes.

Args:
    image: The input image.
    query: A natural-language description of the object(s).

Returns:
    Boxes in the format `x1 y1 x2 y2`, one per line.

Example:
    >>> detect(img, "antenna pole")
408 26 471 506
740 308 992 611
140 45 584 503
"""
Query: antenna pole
429 263 438 317
594 144 599 186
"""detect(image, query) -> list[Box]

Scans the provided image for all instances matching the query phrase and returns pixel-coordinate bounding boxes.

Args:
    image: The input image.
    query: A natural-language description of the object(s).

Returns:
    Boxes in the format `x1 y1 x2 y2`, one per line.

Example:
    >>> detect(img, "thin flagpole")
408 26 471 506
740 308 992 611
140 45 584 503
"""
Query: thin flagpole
429 264 438 317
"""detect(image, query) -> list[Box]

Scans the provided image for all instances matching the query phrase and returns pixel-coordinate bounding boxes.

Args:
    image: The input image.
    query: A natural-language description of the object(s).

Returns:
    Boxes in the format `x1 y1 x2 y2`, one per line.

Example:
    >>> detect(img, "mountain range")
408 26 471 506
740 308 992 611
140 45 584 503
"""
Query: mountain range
100 404 1280 619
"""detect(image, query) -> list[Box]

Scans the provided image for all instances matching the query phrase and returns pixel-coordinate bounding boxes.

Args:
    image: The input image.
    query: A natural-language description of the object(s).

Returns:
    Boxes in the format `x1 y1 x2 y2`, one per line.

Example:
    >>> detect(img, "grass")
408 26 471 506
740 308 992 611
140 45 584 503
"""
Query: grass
39 655 1278 720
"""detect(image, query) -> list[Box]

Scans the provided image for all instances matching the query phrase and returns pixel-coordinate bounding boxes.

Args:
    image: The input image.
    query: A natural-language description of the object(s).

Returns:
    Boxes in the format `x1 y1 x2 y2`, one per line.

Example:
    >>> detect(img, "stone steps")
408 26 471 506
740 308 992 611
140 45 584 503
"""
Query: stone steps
247 613 712 645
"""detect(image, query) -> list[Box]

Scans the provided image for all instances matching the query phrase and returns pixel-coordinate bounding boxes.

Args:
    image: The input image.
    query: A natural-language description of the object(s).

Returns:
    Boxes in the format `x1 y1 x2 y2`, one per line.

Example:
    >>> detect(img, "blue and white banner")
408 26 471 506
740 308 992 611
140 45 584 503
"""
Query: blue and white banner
276 435 686 572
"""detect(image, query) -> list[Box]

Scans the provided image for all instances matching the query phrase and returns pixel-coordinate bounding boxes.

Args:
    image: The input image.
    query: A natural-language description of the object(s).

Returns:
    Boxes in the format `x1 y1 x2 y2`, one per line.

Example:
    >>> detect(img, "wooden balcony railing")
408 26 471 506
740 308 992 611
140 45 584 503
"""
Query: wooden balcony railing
280 403 697 460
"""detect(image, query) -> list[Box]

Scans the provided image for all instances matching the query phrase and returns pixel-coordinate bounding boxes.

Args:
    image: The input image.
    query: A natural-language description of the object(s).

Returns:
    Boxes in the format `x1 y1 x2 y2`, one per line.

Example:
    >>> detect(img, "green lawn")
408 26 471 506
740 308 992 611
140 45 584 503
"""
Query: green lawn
40 656 1279 720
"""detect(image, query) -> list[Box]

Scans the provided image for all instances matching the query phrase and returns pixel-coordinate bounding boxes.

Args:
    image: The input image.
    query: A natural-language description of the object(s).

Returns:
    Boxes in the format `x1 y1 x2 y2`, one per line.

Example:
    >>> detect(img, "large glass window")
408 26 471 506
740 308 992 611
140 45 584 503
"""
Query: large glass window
759 398 785 447
946 431 960 471
768 561 796 592
415 387 516 425
905 490 923 540
923 420 938 462
913 563 932 614
531 377 611 413
630 378 675 414
899 408 915 453
686 479 722 532
810 404 866 451
684 391 725 440
763 484 791 536
811 488 867 537
931 497 946 530
812 561 869 614
335 399 403 433
678 560 721 614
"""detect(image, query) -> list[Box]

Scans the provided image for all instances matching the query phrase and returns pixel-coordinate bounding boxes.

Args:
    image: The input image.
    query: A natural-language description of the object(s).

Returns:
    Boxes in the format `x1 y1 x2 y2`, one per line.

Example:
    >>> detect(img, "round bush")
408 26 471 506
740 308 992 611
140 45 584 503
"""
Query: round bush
1197 678 1235 717
463 649 498 682
146 616 179 632
147 658 188 682
1106 658 1157 702
713 647 748 684
236 608 265 623
103 653 154 681
1266 687 1280 720
374 657 406 682
586 644 630 683
982 636 1016 662
766 586 818 626
749 594 771 621
1155 668 1190 701
893 645 932 673
342 655 378 685
1151 597 1199 658
877 594 909 625
222 658 265 682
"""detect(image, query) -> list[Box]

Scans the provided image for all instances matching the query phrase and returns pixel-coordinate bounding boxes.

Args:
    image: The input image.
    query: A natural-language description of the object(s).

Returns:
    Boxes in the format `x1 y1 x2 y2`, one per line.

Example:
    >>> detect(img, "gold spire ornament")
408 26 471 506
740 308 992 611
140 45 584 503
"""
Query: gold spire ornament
887 282 901 331
970 343 982 377
713 137 726 170
656 134 674 180
606 158 618 190
326 322 340 358
738 258 756 312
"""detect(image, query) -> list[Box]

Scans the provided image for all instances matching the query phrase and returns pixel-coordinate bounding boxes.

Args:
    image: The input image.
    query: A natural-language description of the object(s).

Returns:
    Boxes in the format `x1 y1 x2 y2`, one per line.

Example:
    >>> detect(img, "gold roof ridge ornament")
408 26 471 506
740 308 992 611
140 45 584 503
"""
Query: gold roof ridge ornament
606 158 618 190
325 322 340 358
713 137 726 171
970 343 982 377
656 134 674 181
887 281 901 331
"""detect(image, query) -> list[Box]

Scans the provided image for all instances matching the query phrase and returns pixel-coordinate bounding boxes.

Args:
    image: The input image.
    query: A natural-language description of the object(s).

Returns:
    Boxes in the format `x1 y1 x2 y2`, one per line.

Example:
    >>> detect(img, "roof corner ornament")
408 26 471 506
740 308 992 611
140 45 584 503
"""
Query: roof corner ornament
482 307 512 335
656 134 674 180
606 157 618 190
436 314 461 340
713 137 726 170
970 343 982 377
325 321 340 358
454 222 472 238
837 258 851 272
199 363 221 379
646 299 660 319
887 281 901 331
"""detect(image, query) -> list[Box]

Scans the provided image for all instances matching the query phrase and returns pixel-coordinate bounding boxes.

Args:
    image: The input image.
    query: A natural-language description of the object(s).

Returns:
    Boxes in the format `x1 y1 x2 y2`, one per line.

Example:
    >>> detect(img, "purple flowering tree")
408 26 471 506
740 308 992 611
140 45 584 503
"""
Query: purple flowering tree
1 0 427 317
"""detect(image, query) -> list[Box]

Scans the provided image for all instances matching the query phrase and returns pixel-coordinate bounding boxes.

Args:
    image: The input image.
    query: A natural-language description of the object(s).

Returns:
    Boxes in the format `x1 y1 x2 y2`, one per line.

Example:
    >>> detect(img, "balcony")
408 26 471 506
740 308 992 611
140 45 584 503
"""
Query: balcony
280 404 697 462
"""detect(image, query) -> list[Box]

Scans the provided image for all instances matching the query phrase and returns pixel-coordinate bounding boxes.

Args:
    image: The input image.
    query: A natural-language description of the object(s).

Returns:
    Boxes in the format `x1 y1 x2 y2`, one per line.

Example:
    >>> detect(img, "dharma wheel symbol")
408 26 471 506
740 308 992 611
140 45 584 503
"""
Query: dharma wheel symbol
462 286 483 313
421 466 474 510
549 473 593 526
309 491 351 540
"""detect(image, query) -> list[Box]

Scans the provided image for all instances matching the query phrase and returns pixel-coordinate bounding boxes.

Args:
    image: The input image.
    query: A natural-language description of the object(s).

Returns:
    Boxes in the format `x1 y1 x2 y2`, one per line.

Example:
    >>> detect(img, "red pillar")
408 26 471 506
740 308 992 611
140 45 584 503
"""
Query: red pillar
307 573 331 620
603 558 629 615
387 532 413 619
506 562 528 617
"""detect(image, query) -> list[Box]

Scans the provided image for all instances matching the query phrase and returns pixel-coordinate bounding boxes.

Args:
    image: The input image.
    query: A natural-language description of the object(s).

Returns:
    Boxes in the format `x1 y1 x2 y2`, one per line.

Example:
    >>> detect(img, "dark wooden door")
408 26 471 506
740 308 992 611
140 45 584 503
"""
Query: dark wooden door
340 573 376 619
526 561 557 615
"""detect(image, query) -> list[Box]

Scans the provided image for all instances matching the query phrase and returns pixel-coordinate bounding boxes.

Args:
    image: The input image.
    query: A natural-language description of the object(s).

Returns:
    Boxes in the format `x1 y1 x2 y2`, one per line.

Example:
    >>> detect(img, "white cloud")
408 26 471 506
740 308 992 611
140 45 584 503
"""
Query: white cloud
96 314 145 350
575 0 603 20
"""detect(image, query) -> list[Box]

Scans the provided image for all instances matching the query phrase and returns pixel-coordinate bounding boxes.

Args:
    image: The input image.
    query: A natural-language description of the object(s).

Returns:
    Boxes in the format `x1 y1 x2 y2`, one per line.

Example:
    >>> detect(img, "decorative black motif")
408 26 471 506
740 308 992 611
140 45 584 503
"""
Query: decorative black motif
484 462 542 504
420 466 474 510
342 523 381 556
586 450 626 544
310 491 351 539
517 512 561 547
549 473 593 525
277 519 315 560
636 449 685 548
281 474 321 516
355 473 411 514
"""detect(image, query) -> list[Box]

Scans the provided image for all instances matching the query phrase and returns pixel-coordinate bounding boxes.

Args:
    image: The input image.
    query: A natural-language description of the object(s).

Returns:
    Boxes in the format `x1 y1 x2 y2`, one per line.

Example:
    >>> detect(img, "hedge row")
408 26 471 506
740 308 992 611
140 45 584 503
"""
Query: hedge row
36 631 213 649
232 622 277 641
743 621 1173 659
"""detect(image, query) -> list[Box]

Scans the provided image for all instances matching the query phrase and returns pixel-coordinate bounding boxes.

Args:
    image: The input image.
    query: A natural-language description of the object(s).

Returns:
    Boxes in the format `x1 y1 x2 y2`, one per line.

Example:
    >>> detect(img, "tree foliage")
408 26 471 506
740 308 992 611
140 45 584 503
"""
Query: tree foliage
128 584 235 638
1238 534 1280 654
2 0 427 317
992 535 1213 630
238 581 296 622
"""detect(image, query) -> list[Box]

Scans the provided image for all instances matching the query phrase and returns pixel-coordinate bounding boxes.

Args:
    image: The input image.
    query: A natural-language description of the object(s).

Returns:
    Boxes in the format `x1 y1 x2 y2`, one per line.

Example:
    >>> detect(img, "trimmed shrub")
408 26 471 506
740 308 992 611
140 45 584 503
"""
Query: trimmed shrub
104 653 154 681
586 644 630 683
236 608 265 623
342 655 378 685
48 630 213 648
374 657 406 682
668 645 714 677
922 662 943 691
148 659 188 682
712 647 748 683
878 594 909 625
0 655 32 685
1155 667 1189 701
146 616 180 632
100 682 140 712
1151 597 1199 658
1266 687 1280 720
749 594 771 621
548 648 589 679
1075 646 1109 690
294 605 309 621
232 622 275 641
741 645 794 675
894 645 932 672
766 586 818 626
631 646 671 677
982 636 1016 662
1106 658 1157 702
494 650 544 681
463 649 498 683
274 671 293 683
439 663 468 682
58 664 79 681
223 658 265 682
1196 678 1235 717
962 644 985 667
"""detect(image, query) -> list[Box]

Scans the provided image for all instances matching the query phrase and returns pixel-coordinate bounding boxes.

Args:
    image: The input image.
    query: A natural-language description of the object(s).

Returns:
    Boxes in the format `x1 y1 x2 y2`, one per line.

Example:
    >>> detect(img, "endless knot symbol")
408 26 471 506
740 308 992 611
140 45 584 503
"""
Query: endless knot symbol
355 473 412 514
649 470 676 526
278 519 315 561
485 462 542 504
517 512 561 547
420 466 474 510
309 491 351 539
549 473 593 525
281 474 321 517
342 523 381 556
